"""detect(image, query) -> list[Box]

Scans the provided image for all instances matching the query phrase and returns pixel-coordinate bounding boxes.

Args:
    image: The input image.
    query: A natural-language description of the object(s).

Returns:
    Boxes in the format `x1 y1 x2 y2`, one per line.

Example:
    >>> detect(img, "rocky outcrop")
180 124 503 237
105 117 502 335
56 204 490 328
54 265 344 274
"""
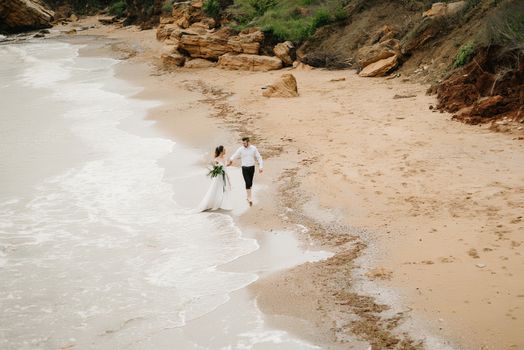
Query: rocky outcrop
218 53 283 71
157 0 286 71
263 74 298 98
0 0 54 33
423 1 466 18
359 55 398 77
273 41 296 66
176 28 264 60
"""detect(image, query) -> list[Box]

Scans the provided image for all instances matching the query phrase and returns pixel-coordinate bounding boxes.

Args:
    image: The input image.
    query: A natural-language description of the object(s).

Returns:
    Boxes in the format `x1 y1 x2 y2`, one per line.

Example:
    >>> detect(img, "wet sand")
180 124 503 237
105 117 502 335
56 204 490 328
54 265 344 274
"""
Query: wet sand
43 17 524 349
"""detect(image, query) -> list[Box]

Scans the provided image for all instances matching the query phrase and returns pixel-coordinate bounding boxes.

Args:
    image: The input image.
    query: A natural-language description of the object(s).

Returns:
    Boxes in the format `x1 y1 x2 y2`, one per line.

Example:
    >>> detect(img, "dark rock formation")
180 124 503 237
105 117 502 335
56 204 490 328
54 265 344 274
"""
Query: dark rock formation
0 0 55 33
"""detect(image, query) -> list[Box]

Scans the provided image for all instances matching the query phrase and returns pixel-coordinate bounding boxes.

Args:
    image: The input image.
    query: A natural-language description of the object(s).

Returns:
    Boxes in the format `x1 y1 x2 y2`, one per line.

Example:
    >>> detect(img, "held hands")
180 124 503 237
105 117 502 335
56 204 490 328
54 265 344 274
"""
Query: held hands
259 168 263 174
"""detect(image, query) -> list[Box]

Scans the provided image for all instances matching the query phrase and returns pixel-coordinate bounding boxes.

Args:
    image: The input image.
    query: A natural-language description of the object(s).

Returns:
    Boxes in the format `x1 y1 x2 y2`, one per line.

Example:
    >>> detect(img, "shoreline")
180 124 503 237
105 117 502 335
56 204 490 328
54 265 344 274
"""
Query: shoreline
44 17 524 350
71 28 343 349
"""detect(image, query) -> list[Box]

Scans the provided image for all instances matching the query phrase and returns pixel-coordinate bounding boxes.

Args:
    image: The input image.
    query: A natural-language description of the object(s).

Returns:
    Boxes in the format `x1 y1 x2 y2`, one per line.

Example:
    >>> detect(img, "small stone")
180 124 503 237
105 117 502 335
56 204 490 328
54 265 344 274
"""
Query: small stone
476 263 486 268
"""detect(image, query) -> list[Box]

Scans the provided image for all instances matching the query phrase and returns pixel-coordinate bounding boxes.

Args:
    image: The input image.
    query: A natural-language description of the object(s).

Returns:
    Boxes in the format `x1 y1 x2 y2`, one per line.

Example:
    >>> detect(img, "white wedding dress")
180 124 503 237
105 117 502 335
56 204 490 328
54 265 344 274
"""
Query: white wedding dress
195 158 233 212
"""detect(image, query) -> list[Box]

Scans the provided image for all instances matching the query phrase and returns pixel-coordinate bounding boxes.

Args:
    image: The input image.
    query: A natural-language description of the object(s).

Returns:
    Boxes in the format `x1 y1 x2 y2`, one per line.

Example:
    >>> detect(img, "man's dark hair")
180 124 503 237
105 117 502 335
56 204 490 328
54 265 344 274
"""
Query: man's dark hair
242 137 250 142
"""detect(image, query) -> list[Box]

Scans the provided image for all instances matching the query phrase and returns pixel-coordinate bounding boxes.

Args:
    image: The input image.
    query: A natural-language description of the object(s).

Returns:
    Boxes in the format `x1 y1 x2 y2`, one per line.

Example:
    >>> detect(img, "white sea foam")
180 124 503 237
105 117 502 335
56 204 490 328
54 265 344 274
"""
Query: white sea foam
0 41 259 349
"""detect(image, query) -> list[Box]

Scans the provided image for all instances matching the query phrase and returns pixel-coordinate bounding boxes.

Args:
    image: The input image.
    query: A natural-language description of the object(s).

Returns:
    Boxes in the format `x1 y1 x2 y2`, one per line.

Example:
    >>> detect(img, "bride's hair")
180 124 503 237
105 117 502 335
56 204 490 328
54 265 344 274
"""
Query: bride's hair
215 145 224 157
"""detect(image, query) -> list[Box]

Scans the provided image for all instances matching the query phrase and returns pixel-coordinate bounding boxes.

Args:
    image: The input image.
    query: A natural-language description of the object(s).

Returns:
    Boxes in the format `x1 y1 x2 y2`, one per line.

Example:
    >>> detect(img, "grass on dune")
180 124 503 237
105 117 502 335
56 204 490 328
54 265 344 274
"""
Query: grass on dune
225 0 349 43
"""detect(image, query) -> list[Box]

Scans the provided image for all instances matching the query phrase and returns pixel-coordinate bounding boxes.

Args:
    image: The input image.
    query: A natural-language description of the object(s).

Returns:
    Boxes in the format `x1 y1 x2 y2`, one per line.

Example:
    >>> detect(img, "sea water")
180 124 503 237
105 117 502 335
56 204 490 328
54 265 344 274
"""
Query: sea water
0 40 266 349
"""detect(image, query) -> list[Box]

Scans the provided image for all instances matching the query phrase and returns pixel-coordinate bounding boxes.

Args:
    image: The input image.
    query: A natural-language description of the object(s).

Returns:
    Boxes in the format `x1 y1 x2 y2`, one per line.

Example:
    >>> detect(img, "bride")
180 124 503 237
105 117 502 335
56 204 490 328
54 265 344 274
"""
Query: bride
195 145 233 212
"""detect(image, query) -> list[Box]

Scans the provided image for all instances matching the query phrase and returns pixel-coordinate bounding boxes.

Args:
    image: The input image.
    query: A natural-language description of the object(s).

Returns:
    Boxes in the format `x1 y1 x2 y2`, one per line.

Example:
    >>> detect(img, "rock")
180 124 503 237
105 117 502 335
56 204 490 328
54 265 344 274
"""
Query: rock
0 0 55 33
475 263 486 268
179 33 230 59
179 29 264 60
69 13 78 22
369 25 398 44
359 55 398 77
98 16 117 25
184 58 216 68
423 1 466 18
161 43 180 55
218 53 283 71
292 61 314 70
273 41 296 66
262 74 298 98
227 29 264 55
157 23 180 41
472 95 505 117
172 1 203 29
161 52 186 68
65 28 77 35
159 16 174 25
33 32 44 37
357 38 401 68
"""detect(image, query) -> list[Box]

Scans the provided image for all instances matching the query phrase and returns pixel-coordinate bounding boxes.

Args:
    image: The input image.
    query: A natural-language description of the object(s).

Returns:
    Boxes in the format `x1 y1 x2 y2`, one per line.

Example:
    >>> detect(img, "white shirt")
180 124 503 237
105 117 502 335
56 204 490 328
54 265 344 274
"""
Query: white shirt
230 145 263 169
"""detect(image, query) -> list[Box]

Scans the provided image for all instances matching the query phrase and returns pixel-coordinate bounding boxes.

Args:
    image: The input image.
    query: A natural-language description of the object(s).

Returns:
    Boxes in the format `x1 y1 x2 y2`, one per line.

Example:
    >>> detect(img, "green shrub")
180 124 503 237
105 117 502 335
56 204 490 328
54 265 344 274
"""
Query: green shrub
311 8 332 29
203 0 221 18
161 0 173 14
109 0 126 17
228 0 347 43
249 0 278 16
453 41 475 68
262 17 313 42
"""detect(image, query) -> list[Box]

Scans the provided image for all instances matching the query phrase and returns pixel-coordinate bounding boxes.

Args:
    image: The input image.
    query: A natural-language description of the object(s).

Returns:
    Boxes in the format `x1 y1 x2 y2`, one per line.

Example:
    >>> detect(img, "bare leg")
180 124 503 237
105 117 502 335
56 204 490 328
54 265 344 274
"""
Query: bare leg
246 189 252 206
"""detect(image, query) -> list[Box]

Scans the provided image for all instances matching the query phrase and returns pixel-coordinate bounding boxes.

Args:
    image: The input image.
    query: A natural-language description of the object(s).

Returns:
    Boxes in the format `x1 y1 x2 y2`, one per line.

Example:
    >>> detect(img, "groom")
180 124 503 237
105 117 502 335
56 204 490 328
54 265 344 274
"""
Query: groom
228 137 263 207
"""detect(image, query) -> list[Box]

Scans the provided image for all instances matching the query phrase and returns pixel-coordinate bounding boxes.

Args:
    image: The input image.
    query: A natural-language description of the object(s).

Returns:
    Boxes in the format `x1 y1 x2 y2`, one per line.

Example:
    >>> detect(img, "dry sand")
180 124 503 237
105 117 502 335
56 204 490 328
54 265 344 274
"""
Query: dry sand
53 17 524 349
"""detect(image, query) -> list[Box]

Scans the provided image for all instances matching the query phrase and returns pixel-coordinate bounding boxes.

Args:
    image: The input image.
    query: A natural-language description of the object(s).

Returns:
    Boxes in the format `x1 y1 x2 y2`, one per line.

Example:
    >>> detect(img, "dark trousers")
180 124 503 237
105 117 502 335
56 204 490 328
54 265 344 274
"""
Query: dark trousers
242 166 255 190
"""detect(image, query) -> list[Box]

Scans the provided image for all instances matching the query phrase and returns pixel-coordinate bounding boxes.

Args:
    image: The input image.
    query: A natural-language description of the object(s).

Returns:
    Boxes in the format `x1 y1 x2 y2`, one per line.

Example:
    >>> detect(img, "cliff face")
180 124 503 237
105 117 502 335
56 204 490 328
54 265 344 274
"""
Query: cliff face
0 0 55 33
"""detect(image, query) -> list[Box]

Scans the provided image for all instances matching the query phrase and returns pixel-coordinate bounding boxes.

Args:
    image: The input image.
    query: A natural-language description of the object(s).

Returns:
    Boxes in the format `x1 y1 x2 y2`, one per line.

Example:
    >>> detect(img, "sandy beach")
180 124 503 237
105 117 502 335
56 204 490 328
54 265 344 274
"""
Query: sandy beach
4 16 523 349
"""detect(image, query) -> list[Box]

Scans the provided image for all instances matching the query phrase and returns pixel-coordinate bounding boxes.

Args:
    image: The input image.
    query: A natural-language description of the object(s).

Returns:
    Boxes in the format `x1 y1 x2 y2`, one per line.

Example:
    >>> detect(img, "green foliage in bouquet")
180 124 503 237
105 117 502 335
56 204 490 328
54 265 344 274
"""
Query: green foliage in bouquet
208 164 226 178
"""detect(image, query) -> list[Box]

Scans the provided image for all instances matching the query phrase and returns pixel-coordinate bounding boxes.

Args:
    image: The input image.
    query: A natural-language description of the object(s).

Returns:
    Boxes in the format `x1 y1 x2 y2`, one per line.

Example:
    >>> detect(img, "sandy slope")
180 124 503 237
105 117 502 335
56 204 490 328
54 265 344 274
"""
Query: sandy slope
53 18 524 349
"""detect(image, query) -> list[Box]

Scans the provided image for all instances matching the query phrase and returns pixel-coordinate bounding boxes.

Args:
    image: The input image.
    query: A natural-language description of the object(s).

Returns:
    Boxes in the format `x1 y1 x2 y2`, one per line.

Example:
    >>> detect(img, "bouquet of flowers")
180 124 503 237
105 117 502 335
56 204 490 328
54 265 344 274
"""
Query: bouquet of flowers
207 163 229 191
208 163 225 178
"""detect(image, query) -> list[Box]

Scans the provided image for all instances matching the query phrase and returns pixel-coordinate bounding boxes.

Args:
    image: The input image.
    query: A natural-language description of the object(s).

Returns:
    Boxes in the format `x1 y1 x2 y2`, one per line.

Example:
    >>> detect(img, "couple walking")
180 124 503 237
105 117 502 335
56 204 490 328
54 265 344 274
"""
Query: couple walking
196 137 263 212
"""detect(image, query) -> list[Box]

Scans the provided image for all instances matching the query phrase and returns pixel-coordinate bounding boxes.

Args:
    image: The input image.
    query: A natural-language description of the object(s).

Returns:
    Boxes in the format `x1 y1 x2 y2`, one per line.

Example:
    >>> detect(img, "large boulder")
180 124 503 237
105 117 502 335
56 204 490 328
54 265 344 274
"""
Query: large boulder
179 33 230 59
357 38 401 69
273 41 296 66
218 53 283 71
227 29 264 55
423 1 466 18
263 74 298 98
359 55 398 77
0 0 55 33
178 29 264 60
